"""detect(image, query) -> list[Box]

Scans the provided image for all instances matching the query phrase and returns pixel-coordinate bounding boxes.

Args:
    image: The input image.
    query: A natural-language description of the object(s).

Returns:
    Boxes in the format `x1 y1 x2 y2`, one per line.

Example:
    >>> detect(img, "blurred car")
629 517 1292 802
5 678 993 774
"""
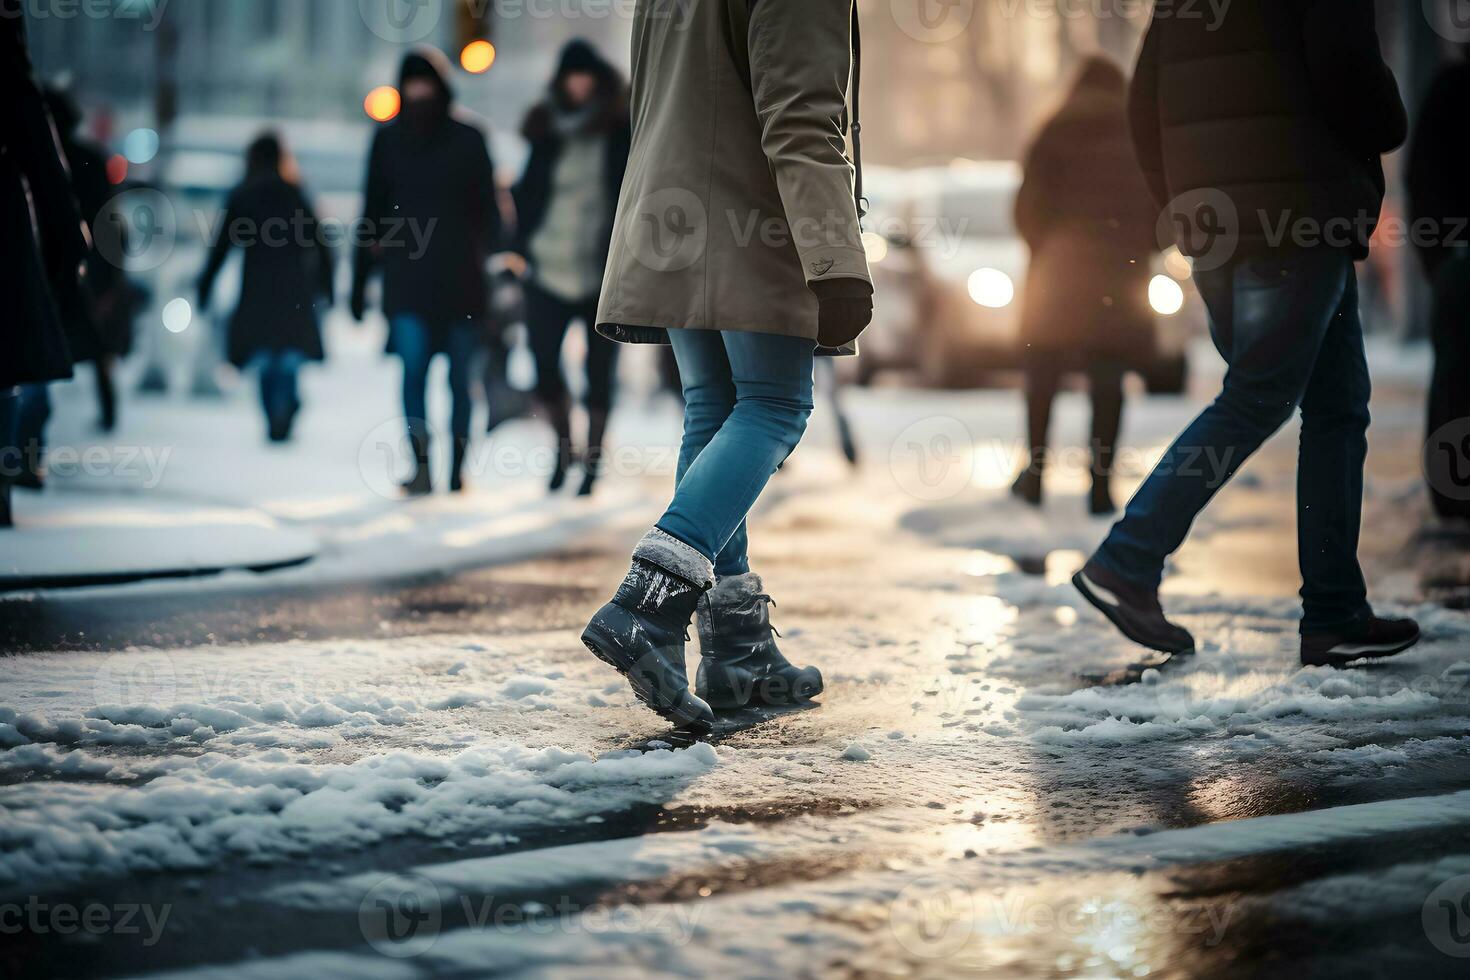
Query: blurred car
853 160 1202 391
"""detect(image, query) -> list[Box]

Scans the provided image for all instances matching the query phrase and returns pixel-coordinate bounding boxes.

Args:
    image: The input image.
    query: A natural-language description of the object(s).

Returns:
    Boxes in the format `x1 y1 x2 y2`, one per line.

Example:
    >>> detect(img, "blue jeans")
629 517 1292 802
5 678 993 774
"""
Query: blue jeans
0 388 19 483
1095 249 1372 634
391 316 480 444
658 330 815 577
257 350 305 426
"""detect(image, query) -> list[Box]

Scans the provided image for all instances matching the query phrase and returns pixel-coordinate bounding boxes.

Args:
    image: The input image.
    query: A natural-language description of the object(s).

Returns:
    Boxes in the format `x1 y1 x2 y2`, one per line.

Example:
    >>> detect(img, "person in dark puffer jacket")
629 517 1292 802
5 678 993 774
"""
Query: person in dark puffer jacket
1073 0 1422 670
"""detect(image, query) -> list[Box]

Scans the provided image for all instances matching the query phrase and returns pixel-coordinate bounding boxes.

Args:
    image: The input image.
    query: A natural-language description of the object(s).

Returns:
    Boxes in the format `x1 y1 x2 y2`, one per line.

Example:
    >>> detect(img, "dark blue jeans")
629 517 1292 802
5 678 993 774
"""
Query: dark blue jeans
658 330 815 577
1094 249 1372 634
256 349 305 427
391 316 480 444
0 387 19 483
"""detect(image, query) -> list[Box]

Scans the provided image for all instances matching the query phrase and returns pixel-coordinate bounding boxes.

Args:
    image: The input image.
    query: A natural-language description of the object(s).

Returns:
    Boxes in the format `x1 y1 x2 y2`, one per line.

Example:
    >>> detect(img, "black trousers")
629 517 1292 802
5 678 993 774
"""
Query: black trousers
1426 257 1470 520
1022 354 1125 481
525 282 618 411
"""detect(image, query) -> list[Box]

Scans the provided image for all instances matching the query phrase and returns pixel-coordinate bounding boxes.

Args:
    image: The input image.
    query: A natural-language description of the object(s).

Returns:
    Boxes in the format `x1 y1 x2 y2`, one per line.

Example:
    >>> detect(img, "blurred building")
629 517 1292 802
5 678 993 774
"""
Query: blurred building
26 0 632 139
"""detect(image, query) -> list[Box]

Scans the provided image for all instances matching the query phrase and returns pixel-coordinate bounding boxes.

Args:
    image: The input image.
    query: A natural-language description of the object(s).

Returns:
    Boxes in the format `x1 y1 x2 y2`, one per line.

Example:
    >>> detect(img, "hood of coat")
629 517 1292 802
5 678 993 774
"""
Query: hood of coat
523 39 626 142
397 47 455 130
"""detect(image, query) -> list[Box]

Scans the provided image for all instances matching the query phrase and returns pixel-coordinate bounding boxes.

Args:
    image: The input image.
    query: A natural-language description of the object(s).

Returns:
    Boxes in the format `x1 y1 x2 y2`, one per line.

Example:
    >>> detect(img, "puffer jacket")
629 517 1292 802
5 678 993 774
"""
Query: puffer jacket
1129 0 1406 260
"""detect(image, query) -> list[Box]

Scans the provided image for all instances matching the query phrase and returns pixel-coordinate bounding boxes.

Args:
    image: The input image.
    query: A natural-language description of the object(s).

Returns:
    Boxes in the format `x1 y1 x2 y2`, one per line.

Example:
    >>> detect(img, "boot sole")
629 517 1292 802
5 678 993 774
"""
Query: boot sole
581 622 712 731
1301 633 1420 668
700 667 825 710
1073 571 1195 656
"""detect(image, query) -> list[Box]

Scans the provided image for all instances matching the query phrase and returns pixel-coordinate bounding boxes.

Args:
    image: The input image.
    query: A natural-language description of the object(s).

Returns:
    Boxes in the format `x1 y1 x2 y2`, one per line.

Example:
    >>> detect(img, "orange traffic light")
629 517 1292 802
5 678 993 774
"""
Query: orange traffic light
364 86 401 122
460 40 496 74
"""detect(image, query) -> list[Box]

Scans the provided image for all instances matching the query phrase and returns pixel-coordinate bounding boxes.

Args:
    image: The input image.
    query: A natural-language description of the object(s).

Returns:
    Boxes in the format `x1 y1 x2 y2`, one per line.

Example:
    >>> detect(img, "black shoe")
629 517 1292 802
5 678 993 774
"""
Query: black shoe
13 466 44 491
696 573 823 709
1301 616 1420 668
0 480 12 529
1011 468 1042 507
577 466 598 498
581 529 716 730
401 434 432 497
450 439 469 494
1073 559 1195 655
1089 479 1117 517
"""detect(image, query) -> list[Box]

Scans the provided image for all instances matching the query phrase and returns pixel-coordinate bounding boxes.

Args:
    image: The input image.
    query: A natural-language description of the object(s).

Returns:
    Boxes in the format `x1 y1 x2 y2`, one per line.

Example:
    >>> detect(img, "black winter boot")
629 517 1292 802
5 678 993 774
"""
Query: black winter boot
695 573 823 709
582 529 716 730
450 438 469 494
401 434 432 497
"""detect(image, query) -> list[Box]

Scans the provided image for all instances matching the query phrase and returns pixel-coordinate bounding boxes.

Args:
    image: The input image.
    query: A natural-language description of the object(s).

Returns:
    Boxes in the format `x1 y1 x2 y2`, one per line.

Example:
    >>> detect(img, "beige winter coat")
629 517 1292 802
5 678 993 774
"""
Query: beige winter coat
596 0 871 345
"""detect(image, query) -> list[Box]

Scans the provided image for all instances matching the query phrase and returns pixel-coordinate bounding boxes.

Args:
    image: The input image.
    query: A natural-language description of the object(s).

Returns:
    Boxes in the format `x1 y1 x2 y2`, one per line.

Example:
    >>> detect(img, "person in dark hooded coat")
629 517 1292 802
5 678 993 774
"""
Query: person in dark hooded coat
199 132 334 443
47 85 137 434
513 39 631 497
1406 45 1470 522
351 48 502 495
1011 57 1160 517
0 0 90 526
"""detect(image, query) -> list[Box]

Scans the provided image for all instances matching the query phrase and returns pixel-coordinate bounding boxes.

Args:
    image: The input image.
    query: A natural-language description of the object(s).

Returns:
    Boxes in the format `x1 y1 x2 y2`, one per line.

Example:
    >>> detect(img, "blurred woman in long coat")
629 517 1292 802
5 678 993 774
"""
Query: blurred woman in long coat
1 0 90 526
513 39 631 497
199 133 333 443
1011 57 1160 516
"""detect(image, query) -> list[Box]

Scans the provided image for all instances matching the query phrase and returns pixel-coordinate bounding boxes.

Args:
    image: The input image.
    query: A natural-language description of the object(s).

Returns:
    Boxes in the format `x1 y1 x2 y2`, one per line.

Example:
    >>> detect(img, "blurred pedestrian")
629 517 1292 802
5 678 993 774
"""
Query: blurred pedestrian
1406 44 1470 523
352 48 502 495
580 0 872 728
1074 1 1420 669
0 0 90 527
47 85 137 435
198 133 333 444
1010 57 1159 517
513 40 631 497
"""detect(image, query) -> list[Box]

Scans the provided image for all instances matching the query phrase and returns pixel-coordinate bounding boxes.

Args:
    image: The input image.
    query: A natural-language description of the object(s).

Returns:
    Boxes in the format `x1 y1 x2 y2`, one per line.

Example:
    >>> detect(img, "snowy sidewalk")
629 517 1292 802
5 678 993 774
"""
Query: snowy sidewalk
6 337 1469 978
2 320 681 594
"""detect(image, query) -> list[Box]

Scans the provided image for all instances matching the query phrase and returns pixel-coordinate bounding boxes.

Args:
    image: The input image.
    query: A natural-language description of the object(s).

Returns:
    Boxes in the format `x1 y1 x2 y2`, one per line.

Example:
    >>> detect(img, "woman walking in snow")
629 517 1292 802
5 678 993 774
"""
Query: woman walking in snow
579 0 873 729
198 133 333 443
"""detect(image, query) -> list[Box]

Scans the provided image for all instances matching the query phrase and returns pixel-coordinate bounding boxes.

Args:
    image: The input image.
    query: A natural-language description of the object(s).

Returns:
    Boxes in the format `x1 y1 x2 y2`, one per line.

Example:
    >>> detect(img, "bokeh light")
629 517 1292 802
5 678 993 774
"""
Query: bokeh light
162 297 192 334
364 86 402 122
121 127 160 165
1149 275 1185 316
460 40 496 74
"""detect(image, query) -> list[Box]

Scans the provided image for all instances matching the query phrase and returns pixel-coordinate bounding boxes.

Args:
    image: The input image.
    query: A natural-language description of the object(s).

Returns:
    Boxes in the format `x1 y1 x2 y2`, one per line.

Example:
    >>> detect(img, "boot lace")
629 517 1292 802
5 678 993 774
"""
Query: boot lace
758 594 782 638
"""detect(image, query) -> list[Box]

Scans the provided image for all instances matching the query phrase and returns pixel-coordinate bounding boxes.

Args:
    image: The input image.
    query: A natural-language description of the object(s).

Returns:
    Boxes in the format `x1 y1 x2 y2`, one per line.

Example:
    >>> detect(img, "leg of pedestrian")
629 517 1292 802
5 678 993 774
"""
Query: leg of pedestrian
578 314 618 497
1013 358 1059 508
581 332 815 729
445 323 480 493
526 284 575 492
392 315 434 497
1078 251 1353 655
1088 360 1125 517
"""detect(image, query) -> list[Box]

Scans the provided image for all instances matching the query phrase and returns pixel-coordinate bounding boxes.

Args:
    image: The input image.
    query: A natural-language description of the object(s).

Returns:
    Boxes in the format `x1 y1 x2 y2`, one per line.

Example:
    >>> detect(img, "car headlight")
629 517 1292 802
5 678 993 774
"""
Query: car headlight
1149 275 1185 316
967 267 1014 309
